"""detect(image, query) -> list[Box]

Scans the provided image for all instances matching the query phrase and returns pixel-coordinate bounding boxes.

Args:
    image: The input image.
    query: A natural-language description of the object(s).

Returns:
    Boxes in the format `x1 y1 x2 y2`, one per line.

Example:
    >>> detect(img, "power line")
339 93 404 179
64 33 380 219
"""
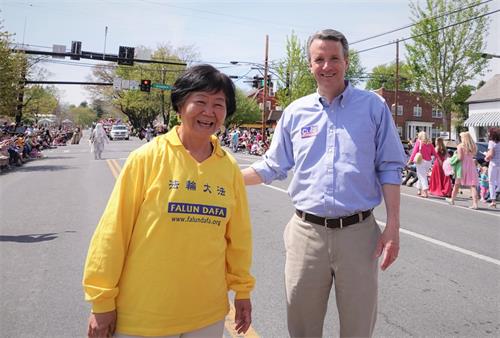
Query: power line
350 0 493 45
139 0 311 34
357 9 498 54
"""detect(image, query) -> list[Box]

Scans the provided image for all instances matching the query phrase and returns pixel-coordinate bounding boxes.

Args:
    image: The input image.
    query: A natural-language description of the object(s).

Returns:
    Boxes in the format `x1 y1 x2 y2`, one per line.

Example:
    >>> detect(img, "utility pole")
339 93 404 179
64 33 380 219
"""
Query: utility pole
15 59 27 124
103 26 108 60
262 35 269 142
394 39 400 138
160 67 168 127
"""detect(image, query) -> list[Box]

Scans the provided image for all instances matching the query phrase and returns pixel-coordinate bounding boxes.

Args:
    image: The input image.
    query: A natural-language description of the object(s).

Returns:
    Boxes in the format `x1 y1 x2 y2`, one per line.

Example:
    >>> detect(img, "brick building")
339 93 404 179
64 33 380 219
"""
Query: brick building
246 87 282 128
374 88 452 141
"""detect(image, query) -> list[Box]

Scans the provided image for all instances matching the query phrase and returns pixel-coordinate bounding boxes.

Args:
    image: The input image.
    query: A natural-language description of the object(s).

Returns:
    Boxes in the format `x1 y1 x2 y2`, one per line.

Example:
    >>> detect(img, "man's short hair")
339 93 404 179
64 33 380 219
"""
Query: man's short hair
307 29 349 62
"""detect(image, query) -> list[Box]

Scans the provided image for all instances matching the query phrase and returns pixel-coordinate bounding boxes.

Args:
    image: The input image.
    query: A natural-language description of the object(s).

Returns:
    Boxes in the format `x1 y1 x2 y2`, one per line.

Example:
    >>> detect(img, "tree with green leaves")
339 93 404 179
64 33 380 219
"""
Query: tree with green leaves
22 85 59 122
67 104 98 127
452 84 475 134
405 0 490 133
274 32 365 110
345 50 365 86
224 89 261 128
365 62 415 91
274 32 316 109
0 24 24 118
87 45 195 130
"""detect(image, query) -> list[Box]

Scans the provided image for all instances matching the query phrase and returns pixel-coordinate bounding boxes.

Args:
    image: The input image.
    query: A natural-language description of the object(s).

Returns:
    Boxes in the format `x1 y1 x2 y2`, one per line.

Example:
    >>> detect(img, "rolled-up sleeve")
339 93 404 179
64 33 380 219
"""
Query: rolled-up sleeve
251 111 294 184
374 104 406 185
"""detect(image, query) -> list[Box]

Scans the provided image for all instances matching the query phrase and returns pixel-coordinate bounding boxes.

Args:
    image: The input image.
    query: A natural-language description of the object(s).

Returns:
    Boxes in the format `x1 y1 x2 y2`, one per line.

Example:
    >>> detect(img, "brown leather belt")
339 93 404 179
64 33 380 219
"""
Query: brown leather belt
295 209 372 229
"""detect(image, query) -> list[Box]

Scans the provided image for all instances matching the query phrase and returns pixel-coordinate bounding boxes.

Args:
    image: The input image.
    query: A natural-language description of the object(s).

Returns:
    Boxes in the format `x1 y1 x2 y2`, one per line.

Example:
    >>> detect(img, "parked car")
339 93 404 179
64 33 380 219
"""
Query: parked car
476 142 488 164
446 142 488 166
109 124 130 140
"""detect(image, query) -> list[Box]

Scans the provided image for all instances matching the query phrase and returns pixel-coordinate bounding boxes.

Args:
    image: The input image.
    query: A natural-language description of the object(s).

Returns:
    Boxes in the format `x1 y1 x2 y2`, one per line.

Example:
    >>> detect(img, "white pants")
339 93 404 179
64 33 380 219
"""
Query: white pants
415 160 432 190
114 320 224 338
489 162 500 200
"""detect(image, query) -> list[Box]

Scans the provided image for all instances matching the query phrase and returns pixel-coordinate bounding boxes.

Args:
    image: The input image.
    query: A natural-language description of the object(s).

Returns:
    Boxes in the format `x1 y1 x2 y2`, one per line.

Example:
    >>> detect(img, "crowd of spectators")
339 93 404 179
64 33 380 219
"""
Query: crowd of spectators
218 127 272 156
0 122 82 172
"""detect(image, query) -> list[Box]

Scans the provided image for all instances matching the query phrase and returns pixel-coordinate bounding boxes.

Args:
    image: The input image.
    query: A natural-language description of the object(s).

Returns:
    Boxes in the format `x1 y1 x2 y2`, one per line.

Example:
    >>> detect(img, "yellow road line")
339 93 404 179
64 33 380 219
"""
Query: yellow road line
106 158 260 336
225 302 260 338
110 159 122 175
106 159 121 179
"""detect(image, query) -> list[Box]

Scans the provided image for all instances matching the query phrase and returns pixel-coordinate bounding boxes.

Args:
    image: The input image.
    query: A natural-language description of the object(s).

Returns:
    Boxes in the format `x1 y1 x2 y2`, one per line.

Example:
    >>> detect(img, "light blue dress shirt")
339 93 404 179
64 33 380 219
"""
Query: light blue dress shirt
252 82 406 218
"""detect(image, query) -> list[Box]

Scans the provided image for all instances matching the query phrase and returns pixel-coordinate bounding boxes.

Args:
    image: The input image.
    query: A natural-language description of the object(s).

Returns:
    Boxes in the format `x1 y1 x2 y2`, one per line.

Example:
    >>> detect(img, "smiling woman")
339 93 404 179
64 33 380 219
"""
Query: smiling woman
83 64 255 337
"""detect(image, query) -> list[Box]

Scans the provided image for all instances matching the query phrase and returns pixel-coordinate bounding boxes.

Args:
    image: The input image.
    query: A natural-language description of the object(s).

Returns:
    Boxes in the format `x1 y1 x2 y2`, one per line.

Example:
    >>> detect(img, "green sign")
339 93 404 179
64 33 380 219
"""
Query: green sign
152 83 172 90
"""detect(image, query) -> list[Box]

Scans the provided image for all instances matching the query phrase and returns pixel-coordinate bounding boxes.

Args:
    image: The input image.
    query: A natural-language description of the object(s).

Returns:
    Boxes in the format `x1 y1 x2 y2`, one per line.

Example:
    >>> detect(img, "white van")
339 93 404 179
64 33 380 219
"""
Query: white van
109 125 130 140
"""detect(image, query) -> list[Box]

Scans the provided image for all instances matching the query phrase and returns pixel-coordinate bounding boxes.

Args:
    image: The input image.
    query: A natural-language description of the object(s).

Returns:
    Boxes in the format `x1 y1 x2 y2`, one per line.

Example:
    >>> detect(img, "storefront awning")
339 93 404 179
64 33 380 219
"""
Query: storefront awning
464 111 500 127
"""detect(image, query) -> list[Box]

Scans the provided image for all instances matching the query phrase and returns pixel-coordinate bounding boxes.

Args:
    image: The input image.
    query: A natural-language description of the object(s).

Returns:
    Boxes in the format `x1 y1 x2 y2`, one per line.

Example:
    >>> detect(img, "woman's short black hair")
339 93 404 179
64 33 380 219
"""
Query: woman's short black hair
171 64 236 116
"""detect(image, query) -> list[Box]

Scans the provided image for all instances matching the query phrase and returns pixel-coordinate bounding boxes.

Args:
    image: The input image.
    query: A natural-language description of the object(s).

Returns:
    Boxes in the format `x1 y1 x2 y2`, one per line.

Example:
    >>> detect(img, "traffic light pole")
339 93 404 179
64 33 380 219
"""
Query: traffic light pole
13 49 187 66
262 35 269 142
26 81 112 85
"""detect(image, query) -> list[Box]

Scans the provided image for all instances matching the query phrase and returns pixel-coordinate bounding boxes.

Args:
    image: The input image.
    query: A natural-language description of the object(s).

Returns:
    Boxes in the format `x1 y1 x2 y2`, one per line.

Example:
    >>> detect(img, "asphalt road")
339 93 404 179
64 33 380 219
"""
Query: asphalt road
0 132 499 337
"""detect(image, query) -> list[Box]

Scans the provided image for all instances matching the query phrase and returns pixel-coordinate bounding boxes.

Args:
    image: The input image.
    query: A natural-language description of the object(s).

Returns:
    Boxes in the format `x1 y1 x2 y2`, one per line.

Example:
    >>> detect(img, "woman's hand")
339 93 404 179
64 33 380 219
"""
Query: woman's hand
87 310 116 338
234 298 252 334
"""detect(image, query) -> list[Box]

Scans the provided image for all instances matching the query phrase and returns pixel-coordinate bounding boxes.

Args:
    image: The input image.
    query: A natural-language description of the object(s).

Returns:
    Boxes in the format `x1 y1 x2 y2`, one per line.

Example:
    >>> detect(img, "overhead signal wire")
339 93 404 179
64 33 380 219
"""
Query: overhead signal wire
350 0 493 45
357 8 499 54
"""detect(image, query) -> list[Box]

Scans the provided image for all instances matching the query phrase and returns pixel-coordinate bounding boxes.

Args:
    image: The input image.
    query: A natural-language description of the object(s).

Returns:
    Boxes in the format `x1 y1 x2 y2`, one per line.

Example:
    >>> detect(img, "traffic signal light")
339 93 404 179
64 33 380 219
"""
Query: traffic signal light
118 46 135 66
252 75 266 89
252 75 260 88
70 41 82 60
266 75 272 87
140 79 151 92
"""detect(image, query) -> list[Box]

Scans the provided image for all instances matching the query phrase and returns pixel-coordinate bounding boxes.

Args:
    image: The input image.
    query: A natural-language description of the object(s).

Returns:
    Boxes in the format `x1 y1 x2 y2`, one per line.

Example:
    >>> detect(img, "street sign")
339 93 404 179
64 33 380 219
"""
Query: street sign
113 77 122 90
52 44 66 59
152 83 172 90
121 79 130 90
129 80 139 90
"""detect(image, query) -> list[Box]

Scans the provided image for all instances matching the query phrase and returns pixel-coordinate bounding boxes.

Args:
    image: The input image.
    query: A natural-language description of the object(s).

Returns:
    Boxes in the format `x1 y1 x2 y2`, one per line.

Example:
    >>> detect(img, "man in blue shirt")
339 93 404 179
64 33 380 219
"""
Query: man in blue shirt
242 29 406 337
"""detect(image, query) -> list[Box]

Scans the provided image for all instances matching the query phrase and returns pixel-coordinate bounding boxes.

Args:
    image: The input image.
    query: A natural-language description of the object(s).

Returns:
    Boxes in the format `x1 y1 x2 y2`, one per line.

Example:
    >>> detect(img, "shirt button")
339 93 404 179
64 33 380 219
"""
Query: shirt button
328 148 333 153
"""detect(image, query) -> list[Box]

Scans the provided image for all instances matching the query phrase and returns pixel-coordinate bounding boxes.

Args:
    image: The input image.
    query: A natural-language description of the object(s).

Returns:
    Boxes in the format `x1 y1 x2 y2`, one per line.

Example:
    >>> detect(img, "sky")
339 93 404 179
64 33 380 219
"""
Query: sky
2 0 499 106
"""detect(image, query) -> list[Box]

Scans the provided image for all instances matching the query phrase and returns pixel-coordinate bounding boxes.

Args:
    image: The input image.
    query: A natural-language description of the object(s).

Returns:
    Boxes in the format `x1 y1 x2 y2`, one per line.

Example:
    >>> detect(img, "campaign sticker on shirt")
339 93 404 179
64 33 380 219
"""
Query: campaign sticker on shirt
301 125 319 138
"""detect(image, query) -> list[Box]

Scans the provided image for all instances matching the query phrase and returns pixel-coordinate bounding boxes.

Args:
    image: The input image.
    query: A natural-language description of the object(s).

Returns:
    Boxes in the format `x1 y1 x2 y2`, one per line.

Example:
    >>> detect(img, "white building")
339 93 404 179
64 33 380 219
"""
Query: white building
464 74 500 141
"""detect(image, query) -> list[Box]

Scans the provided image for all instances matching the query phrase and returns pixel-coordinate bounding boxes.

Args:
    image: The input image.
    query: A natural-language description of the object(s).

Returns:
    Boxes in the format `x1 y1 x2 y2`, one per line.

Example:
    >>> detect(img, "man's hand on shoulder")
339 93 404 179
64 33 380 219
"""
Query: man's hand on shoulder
241 167 263 185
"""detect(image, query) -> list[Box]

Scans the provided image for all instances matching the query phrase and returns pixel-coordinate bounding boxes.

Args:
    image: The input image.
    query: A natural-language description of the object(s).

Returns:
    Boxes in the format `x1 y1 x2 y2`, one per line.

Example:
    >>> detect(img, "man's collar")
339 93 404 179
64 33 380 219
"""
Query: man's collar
165 126 225 157
316 80 352 107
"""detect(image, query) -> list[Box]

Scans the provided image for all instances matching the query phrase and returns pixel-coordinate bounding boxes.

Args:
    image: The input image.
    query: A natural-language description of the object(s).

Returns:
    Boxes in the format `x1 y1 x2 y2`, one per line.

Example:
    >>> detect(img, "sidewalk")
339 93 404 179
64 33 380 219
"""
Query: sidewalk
401 184 499 211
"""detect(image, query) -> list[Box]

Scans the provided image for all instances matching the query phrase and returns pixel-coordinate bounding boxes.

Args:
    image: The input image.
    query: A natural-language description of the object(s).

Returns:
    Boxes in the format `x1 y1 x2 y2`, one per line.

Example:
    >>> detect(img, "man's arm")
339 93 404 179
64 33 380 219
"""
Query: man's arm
373 184 400 271
241 167 263 186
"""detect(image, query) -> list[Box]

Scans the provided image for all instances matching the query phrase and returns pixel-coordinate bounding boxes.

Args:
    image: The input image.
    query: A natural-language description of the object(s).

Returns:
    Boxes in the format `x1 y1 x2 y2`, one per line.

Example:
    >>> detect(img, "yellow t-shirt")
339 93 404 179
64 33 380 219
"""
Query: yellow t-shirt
83 126 255 336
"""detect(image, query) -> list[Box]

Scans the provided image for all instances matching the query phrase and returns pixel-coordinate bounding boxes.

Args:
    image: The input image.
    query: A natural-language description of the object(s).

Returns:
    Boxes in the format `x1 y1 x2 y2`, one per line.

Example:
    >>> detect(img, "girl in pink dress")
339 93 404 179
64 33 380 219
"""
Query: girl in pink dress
447 132 479 209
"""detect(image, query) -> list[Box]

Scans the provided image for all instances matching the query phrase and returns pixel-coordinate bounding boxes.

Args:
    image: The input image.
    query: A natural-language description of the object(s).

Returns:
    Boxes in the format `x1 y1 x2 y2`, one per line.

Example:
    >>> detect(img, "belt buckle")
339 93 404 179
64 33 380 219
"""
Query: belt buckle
339 218 343 229
301 211 306 222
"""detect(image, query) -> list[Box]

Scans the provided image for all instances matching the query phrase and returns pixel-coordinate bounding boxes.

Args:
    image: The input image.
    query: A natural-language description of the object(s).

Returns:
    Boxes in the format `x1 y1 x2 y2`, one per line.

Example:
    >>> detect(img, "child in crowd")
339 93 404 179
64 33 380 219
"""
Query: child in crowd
479 166 489 202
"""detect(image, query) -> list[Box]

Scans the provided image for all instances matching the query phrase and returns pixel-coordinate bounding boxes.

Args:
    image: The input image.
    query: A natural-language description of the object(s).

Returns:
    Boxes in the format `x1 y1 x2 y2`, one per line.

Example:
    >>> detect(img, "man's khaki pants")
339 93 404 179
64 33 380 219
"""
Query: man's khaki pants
284 213 380 338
